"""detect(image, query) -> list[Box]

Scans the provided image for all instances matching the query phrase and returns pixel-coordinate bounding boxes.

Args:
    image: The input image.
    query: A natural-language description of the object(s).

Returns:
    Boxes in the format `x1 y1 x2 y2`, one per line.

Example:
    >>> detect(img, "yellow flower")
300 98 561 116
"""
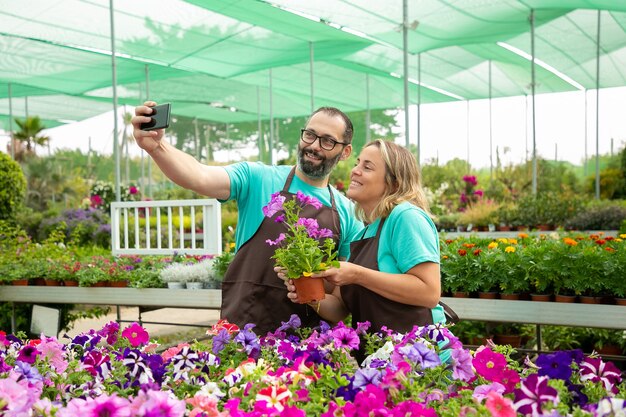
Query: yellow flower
319 263 327 269
497 238 509 244
615 238 623 242
488 242 498 249
229 242 236 249
620 234 626 239
302 271 313 277
505 246 516 253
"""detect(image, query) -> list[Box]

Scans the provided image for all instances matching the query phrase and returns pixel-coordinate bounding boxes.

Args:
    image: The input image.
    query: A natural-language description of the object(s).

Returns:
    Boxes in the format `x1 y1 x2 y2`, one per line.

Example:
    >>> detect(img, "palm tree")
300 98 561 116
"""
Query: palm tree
12 116 50 161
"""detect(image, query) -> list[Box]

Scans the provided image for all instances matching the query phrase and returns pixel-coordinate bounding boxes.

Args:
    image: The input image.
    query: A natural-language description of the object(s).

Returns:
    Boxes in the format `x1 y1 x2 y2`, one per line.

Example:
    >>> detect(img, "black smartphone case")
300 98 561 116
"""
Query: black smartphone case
140 103 171 131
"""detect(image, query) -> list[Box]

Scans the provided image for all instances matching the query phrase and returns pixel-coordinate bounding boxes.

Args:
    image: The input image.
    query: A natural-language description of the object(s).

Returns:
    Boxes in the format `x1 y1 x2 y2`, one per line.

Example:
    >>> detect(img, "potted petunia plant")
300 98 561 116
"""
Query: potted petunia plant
263 191 339 303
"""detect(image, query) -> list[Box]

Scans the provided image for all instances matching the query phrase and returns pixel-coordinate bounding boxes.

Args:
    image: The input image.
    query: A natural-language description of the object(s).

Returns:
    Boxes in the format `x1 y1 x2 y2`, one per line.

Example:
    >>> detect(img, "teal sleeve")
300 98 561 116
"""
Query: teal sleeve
387 205 440 273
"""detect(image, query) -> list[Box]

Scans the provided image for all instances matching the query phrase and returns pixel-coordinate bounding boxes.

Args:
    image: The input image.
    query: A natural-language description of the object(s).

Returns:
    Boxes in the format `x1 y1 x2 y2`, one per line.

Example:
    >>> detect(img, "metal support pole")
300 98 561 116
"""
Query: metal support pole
489 60 493 181
466 100 470 171
8 83 14 159
595 10 601 200
269 69 274 165
257 86 263 163
144 64 153 198
365 74 371 147
109 0 121 202
417 53 421 165
530 10 538 195
309 42 315 113
583 89 589 177
402 0 409 148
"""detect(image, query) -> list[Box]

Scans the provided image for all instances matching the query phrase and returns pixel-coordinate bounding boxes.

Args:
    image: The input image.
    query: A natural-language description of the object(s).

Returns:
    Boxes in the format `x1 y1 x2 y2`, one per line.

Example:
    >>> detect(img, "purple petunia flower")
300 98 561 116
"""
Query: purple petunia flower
212 329 231 355
296 191 322 209
97 321 120 346
398 341 441 369
536 351 573 380
234 324 261 359
14 361 44 383
449 348 474 382
277 314 301 332
352 368 382 389
513 374 559 416
83 349 111 378
266 233 286 246
330 325 360 350
16 345 39 364
262 192 286 218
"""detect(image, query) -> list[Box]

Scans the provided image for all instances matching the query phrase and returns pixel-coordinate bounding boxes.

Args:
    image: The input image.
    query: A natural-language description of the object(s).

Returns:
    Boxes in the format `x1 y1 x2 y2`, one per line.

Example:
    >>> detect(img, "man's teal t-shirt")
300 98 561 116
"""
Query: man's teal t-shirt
223 162 364 259
361 201 445 324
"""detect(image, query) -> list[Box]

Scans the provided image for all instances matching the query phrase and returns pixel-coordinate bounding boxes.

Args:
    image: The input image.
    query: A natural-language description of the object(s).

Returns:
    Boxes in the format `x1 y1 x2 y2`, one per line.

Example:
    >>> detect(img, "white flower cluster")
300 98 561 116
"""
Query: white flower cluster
159 259 216 284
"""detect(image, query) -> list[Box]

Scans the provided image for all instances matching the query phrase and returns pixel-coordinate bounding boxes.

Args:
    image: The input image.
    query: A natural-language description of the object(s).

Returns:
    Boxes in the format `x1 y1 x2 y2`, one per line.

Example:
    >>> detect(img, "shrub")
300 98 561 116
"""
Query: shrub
0 152 26 223
565 204 626 230
38 208 111 247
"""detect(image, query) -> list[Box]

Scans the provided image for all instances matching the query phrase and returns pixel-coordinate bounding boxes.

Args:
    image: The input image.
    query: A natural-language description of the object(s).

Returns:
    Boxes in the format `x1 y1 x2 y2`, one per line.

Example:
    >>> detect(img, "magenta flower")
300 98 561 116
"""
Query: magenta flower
90 194 103 207
129 186 138 195
463 175 477 186
513 374 559 415
262 192 286 218
83 349 111 378
473 347 507 381
474 189 484 197
296 191 322 209
266 233 286 246
121 322 150 347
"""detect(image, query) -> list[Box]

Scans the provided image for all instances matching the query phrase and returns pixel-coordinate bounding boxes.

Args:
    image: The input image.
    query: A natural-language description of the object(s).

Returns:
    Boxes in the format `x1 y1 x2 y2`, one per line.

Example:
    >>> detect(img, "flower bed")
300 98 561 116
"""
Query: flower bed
441 232 626 299
0 318 624 416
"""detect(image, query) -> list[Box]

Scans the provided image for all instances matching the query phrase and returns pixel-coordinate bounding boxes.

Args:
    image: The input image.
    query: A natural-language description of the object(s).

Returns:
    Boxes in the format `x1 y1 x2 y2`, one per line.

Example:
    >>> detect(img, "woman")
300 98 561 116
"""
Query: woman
285 139 447 334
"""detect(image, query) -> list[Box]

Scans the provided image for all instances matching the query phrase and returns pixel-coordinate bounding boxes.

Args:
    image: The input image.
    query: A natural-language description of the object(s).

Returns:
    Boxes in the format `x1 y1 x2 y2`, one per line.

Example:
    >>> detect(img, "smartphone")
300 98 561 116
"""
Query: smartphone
140 103 171 131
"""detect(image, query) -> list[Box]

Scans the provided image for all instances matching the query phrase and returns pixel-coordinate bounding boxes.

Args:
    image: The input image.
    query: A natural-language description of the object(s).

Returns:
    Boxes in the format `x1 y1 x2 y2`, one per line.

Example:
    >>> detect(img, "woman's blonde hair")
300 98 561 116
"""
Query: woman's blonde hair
354 139 430 223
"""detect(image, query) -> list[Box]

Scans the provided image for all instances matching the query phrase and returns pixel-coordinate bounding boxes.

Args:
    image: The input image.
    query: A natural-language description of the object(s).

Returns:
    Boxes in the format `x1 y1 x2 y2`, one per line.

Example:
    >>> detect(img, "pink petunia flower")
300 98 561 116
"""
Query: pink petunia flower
121 322 149 347
485 391 516 417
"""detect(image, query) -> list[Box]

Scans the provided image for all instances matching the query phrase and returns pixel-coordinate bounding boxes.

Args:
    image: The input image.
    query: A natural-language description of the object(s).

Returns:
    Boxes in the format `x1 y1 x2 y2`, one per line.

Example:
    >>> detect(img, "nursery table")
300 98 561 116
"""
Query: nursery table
1 288 625 335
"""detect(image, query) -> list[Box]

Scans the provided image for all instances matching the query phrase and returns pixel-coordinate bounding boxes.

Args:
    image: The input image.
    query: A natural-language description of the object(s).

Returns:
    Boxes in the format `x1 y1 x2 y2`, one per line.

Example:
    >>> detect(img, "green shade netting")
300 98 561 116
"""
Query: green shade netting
0 0 624 128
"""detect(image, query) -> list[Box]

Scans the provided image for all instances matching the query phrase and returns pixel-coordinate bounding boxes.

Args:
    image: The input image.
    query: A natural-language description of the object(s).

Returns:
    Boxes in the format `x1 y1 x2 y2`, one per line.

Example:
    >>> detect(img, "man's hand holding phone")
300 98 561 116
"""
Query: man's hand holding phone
131 101 170 153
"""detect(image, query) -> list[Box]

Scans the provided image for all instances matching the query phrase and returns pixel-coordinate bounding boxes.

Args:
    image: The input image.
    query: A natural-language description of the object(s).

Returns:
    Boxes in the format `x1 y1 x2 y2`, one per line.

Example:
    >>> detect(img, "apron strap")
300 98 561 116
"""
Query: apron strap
283 166 337 210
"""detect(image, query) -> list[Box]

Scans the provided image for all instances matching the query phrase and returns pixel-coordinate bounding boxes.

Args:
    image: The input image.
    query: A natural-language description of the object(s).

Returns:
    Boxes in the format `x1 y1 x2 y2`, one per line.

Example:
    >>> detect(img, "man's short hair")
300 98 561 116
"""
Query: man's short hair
308 107 354 143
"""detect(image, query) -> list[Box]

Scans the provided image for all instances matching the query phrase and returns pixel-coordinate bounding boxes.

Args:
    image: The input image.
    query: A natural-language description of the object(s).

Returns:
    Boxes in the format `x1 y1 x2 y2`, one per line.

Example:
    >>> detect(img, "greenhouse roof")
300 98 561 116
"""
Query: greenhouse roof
0 0 625 130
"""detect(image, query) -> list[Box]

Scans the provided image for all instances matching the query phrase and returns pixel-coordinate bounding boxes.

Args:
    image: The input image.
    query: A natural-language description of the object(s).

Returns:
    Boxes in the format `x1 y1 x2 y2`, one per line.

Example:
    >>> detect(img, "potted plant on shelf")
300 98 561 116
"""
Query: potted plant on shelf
211 250 234 289
263 191 339 303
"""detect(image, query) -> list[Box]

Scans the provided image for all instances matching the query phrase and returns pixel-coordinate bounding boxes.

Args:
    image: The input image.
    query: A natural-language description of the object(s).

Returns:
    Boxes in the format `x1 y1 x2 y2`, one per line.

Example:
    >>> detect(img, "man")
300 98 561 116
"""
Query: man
132 103 363 334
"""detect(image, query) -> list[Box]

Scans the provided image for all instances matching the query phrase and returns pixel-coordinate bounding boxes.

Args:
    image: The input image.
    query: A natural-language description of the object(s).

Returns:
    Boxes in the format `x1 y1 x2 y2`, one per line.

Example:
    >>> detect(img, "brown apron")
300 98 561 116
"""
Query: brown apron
340 217 435 334
220 167 341 335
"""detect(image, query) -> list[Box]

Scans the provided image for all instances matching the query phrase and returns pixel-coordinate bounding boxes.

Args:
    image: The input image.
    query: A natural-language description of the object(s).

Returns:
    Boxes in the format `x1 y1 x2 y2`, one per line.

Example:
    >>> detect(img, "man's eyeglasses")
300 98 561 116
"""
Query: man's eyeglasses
300 128 348 151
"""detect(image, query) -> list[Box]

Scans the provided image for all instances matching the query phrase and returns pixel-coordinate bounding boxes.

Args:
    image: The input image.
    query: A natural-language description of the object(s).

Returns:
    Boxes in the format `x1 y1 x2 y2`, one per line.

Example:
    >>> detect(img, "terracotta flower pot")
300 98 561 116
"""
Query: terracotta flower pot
530 294 552 302
11 279 29 286
500 293 521 301
478 292 499 299
64 280 79 287
554 294 577 303
452 291 470 298
109 280 129 288
45 279 62 286
293 276 325 304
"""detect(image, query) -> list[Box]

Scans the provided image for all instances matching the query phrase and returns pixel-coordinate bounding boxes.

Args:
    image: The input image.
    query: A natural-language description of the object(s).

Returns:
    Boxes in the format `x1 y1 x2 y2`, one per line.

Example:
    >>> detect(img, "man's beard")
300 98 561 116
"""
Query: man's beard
297 146 342 179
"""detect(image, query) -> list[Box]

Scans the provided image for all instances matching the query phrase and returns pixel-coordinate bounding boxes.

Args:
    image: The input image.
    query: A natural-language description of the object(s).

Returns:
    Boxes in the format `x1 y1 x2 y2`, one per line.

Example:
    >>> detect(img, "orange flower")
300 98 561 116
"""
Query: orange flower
563 238 578 246
463 243 476 248
518 233 529 239
605 247 616 252
473 249 482 256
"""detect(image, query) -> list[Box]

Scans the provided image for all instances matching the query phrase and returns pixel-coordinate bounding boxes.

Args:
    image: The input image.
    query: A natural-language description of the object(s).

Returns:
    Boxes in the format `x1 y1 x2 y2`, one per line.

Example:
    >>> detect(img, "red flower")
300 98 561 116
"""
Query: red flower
458 249 467 256
595 239 606 245
473 249 482 256
206 319 240 336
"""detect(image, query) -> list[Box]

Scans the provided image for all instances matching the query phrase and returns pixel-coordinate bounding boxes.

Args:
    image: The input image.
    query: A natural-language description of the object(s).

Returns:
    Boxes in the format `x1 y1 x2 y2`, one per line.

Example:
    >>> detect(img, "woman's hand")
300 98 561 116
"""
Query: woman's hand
312 261 361 287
